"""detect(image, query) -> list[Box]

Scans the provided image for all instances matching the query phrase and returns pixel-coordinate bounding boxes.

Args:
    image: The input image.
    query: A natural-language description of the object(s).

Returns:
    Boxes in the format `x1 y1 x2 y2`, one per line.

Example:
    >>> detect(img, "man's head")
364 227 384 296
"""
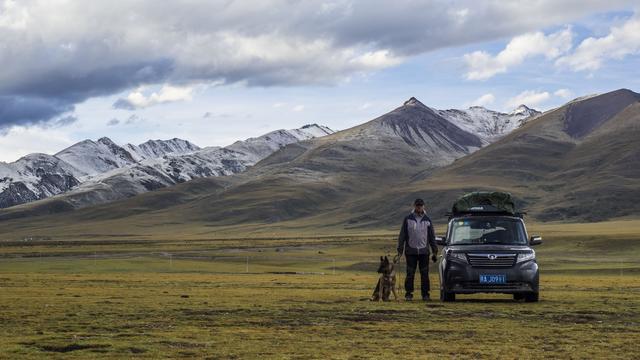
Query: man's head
414 198 425 214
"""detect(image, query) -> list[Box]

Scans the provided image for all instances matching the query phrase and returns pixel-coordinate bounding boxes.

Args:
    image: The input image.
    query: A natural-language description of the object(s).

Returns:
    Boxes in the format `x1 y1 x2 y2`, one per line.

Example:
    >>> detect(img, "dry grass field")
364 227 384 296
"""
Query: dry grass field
1 220 639 359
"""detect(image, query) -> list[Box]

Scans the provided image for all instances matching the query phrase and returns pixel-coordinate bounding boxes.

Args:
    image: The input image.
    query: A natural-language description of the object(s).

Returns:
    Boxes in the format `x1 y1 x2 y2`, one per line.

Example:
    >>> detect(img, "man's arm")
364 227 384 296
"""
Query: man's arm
428 219 438 255
397 217 407 255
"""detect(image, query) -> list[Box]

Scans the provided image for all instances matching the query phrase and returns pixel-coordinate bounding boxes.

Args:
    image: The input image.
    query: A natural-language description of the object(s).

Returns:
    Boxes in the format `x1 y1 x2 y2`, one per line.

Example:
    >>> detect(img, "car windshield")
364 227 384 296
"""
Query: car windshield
449 217 527 245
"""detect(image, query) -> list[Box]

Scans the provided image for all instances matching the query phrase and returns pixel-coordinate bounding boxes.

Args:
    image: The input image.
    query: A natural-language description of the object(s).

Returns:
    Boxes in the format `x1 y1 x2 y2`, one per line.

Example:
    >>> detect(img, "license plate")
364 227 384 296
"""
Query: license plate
479 274 506 284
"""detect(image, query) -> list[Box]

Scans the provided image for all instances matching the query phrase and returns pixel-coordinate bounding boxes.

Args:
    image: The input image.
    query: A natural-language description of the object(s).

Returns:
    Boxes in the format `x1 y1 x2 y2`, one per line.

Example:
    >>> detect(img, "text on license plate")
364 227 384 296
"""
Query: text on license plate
479 274 506 284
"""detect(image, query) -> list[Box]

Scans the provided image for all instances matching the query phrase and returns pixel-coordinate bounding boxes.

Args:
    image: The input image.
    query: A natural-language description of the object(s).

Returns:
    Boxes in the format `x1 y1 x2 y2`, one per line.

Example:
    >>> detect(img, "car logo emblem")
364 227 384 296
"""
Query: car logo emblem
488 254 497 260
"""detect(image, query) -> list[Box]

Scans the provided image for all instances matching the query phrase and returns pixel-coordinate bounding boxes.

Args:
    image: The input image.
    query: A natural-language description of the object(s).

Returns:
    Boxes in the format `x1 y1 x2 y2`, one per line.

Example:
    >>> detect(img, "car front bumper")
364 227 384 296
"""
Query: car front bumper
441 259 539 294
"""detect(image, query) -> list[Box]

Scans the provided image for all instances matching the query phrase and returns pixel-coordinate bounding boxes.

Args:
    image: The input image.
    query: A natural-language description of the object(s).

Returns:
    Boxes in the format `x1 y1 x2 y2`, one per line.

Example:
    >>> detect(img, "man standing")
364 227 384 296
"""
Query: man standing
397 198 438 301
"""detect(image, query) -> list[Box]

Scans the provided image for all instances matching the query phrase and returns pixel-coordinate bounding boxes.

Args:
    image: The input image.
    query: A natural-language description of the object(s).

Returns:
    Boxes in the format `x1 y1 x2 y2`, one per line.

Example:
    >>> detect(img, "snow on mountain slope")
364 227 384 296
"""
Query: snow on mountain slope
90 124 336 187
438 105 540 143
0 153 81 208
0 124 336 210
55 137 138 176
225 124 334 162
126 138 201 161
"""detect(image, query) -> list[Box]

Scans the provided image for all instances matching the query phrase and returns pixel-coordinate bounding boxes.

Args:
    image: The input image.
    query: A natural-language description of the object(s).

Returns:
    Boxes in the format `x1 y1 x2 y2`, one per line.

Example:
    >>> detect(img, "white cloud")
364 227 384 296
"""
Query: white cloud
464 27 573 80
505 90 551 109
359 102 372 110
469 93 495 107
554 88 573 99
292 105 305 112
556 13 640 72
0 0 29 30
0 126 74 162
350 49 403 68
114 85 194 110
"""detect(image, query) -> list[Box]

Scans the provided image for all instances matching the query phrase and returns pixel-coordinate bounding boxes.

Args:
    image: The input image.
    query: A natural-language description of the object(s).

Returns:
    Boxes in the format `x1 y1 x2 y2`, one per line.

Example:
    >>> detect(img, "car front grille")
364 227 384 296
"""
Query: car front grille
466 253 516 268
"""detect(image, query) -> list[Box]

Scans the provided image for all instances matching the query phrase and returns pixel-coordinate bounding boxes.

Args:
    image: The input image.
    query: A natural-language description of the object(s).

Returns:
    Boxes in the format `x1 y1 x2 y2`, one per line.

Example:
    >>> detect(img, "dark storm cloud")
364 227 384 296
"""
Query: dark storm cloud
112 99 137 111
0 59 174 128
0 96 74 128
51 115 78 127
7 60 175 100
0 0 636 128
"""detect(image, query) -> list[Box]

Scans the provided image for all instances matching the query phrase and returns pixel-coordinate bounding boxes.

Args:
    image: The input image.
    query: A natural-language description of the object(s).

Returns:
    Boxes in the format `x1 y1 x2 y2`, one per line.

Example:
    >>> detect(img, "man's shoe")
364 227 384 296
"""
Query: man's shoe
422 294 431 301
405 294 413 301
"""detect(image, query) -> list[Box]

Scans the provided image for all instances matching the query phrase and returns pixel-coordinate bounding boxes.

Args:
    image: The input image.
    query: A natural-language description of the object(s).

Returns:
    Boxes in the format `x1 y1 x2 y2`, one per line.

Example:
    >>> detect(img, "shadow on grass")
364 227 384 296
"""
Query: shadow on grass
21 342 111 353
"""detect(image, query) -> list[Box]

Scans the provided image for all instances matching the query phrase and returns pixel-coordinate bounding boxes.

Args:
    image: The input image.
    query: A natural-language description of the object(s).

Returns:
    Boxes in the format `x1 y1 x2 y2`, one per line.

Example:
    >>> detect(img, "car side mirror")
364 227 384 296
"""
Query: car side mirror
435 236 447 246
530 235 542 246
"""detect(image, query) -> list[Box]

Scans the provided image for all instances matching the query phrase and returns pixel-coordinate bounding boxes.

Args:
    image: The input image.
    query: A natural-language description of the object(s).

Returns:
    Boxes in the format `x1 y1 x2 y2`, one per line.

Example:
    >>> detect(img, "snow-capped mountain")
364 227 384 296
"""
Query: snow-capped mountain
226 124 334 163
509 104 540 118
0 124 334 209
368 97 483 166
437 104 540 143
125 138 200 161
55 137 138 176
0 153 81 208
0 96 540 211
71 124 335 191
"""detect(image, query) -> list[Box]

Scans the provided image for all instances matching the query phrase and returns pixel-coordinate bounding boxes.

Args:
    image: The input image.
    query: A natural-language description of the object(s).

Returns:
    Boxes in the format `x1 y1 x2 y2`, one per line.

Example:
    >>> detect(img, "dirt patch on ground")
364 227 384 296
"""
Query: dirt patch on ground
23 342 111 353
336 309 414 322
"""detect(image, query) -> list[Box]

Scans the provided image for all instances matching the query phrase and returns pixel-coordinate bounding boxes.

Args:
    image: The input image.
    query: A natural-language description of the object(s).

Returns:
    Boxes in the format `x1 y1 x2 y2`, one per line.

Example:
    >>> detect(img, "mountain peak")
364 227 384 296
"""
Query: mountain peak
611 88 639 97
509 104 540 117
403 97 426 107
97 137 116 145
563 88 640 138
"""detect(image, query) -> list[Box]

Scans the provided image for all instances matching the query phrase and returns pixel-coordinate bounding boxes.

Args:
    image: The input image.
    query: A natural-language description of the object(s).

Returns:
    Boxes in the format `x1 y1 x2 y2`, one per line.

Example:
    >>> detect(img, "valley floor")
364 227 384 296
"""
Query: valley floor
1 222 639 359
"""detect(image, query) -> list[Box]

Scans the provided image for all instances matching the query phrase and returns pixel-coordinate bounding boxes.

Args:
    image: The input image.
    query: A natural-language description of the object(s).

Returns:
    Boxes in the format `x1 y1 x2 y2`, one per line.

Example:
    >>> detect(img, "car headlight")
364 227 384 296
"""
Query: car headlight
448 252 467 262
517 251 536 263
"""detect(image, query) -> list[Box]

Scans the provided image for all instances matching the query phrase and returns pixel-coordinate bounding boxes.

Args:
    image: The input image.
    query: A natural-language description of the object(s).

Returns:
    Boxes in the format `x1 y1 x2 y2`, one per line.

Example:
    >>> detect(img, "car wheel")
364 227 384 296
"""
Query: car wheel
524 292 539 302
513 293 525 301
440 290 455 302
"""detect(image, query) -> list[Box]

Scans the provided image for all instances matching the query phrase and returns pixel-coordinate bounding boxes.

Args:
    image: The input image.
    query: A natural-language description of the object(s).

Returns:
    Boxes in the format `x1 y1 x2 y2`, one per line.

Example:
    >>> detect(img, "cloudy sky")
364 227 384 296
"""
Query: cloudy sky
1 0 639 162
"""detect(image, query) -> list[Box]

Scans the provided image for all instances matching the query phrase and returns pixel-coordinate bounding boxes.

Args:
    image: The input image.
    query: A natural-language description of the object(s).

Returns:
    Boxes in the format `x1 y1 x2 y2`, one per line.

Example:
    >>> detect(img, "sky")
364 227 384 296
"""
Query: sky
1 0 639 162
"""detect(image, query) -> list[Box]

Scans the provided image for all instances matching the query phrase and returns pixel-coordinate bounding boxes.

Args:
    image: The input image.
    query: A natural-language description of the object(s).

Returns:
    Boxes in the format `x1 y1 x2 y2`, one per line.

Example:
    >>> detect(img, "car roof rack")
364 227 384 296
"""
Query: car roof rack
448 191 522 221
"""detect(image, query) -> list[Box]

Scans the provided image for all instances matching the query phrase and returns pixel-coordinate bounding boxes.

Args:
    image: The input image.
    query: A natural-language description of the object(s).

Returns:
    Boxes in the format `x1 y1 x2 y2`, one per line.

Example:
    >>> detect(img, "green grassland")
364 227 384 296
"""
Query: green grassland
1 221 640 359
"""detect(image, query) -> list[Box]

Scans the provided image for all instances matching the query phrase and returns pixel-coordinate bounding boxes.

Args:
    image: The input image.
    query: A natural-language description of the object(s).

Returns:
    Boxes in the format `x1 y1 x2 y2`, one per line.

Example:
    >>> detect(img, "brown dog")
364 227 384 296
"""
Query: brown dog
370 256 399 301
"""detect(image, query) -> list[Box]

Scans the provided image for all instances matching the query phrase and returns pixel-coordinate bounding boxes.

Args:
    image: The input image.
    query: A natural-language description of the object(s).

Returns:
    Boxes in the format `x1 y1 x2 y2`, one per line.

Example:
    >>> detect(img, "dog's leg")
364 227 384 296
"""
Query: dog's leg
392 273 399 301
371 277 381 301
378 276 384 301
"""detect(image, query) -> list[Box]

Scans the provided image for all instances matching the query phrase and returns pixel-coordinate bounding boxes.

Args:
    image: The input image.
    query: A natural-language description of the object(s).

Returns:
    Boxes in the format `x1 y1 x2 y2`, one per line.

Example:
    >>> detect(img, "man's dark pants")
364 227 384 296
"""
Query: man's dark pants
405 254 430 297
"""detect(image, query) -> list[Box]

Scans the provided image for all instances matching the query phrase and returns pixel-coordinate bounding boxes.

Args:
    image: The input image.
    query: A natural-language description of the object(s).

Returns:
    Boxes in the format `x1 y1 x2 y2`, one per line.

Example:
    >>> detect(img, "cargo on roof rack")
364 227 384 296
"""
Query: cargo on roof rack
451 191 516 216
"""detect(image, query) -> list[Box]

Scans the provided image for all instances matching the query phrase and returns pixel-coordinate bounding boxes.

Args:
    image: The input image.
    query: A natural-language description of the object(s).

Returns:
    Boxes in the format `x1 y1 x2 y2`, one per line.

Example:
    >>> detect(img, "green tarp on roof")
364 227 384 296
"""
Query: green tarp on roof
452 191 516 215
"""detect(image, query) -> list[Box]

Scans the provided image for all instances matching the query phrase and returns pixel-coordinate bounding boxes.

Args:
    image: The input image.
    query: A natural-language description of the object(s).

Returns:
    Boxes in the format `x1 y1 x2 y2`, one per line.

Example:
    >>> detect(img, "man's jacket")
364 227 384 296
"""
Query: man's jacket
397 211 438 256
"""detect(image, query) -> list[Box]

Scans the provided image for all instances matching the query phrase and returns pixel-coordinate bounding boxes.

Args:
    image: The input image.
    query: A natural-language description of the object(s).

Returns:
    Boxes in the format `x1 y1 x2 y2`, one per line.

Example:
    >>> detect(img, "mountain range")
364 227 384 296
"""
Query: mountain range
1 88 635 241
0 124 333 210
0 103 536 213
0 95 552 239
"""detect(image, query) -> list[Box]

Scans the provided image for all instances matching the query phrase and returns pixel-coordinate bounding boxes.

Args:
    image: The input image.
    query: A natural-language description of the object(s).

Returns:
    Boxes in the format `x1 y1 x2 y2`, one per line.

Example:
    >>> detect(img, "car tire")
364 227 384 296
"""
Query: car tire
524 292 539 302
440 290 455 302
513 293 525 301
